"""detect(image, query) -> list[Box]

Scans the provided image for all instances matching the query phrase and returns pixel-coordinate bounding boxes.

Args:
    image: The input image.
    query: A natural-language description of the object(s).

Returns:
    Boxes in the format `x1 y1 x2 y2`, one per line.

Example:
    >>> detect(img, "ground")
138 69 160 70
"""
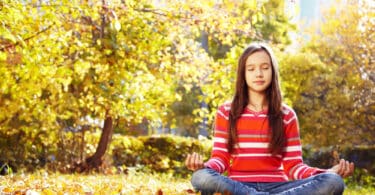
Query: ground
0 170 373 194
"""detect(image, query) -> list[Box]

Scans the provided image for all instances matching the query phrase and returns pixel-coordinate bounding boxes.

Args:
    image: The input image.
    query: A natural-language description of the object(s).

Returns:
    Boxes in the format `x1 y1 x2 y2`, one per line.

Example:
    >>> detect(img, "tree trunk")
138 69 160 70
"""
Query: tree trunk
74 0 113 173
78 115 113 172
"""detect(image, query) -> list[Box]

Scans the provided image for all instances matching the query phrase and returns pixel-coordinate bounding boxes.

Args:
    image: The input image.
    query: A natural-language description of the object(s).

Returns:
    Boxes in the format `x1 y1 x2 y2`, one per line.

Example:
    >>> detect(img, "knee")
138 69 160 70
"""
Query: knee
191 169 205 187
191 168 221 191
321 173 345 194
191 168 214 188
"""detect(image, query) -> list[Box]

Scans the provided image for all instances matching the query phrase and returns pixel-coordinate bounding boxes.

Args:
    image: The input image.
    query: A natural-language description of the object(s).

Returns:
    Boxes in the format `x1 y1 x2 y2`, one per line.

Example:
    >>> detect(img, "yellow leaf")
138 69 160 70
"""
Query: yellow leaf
2 187 13 193
3 31 16 43
252 14 258 24
248 0 257 10
0 52 7 61
114 20 121 31
42 188 55 195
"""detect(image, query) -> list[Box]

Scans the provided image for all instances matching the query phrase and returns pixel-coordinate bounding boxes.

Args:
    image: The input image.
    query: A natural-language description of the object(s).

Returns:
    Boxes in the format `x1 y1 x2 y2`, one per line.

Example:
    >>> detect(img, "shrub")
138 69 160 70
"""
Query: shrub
110 134 212 177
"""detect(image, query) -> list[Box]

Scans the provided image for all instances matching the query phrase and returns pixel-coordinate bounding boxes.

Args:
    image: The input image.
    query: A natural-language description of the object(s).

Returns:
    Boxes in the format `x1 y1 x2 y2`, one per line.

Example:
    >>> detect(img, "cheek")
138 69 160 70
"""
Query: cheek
245 72 252 84
263 71 273 86
266 70 273 80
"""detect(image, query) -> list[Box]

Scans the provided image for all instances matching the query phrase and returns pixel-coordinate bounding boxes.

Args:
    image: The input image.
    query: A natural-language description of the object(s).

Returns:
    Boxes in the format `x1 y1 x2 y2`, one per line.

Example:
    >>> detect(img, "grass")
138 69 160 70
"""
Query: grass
345 186 375 195
0 170 193 195
0 170 373 195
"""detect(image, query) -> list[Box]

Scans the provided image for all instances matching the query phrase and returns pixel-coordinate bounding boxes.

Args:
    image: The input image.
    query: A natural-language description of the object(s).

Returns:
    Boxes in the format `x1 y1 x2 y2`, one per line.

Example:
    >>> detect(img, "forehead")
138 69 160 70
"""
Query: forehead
245 50 271 65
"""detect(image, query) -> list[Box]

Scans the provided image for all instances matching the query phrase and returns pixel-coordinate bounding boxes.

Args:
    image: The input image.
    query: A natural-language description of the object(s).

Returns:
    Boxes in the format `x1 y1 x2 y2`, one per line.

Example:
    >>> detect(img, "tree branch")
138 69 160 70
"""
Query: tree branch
134 8 168 17
0 23 55 51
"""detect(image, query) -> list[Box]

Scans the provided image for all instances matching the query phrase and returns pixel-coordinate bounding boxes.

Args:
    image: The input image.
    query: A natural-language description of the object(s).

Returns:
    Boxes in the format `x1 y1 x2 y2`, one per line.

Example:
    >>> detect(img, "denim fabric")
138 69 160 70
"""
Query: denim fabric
191 168 345 195
191 168 269 195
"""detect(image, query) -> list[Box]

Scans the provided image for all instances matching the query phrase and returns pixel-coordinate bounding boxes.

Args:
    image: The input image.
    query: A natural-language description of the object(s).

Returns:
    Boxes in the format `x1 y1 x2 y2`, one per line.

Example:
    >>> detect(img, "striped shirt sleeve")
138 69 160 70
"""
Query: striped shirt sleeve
282 106 326 180
204 104 231 173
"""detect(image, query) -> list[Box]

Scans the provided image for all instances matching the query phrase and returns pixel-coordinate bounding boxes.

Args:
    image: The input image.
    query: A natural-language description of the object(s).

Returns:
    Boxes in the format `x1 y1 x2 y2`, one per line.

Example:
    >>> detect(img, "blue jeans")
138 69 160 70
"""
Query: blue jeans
191 168 345 195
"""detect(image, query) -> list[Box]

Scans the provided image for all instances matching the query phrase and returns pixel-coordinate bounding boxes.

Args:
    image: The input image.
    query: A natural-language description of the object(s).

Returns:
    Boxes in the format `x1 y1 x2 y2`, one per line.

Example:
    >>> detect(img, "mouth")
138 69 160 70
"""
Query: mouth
253 81 265 85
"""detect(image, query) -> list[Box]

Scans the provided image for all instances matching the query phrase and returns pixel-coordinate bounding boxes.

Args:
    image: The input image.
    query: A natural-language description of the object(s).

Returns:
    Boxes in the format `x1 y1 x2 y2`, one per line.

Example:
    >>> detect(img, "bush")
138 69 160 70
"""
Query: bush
303 145 375 175
2 129 374 187
0 130 51 172
111 135 144 167
342 146 375 175
302 145 340 169
110 134 212 177
302 145 375 188
345 168 375 188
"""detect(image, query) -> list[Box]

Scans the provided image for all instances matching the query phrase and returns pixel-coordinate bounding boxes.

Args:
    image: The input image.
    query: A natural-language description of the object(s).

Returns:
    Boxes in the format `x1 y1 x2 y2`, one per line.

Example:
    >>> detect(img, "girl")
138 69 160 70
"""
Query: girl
185 43 354 195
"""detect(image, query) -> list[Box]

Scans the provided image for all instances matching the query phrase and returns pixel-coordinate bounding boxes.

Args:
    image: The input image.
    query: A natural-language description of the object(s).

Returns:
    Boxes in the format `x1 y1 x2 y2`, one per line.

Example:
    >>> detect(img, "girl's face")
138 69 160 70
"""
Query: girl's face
245 50 272 94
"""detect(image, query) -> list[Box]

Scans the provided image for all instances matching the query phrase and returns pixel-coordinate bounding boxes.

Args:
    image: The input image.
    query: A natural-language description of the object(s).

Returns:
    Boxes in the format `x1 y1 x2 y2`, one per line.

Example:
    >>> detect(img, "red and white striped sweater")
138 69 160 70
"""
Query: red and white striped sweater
204 102 326 182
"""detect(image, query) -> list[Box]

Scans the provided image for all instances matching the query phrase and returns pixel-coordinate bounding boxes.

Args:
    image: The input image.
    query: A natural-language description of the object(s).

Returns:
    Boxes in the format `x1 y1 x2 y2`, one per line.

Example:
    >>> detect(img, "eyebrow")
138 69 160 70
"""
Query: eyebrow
246 62 270 67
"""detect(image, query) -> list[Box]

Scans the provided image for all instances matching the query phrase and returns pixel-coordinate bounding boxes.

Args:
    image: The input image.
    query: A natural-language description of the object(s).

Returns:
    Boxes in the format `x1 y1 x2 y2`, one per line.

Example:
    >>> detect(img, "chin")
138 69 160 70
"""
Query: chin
249 88 267 93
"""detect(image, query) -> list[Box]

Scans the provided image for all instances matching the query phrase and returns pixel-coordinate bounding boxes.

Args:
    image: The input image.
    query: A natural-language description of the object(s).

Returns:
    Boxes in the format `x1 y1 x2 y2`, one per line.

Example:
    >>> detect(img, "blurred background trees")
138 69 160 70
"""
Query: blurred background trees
280 0 374 147
0 0 373 171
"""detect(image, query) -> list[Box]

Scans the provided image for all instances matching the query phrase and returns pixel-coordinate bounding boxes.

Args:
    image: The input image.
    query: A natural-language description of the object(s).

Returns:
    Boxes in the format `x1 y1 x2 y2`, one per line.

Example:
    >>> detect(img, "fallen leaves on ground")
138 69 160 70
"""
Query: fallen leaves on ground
1 171 373 195
0 170 196 195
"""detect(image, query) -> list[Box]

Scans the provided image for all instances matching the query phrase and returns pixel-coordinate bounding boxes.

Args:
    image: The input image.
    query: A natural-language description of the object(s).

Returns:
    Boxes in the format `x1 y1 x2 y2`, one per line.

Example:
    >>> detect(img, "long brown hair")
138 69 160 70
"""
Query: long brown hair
228 43 285 155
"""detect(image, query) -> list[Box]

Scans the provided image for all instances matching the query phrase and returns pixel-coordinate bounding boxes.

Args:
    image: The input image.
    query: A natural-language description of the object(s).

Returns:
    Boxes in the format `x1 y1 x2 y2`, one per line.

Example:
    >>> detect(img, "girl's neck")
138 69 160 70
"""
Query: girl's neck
248 92 268 112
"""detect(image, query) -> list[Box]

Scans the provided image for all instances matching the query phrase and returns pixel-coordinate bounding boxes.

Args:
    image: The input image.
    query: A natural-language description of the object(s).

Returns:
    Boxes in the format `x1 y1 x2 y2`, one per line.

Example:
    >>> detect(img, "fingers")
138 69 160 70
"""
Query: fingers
185 153 195 170
344 161 350 176
342 162 355 178
192 152 204 170
198 153 203 167
185 152 204 171
185 154 191 168
350 162 355 174
191 153 197 170
337 159 345 177
335 159 355 178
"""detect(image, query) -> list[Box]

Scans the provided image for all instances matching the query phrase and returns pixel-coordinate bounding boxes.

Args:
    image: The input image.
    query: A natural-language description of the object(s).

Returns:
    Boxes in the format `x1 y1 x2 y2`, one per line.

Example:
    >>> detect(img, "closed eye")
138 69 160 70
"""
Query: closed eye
261 64 270 70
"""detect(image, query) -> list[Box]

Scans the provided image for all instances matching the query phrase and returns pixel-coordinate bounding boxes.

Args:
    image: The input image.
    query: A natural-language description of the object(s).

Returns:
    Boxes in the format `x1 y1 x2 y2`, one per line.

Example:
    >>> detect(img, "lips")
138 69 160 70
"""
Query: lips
253 81 265 85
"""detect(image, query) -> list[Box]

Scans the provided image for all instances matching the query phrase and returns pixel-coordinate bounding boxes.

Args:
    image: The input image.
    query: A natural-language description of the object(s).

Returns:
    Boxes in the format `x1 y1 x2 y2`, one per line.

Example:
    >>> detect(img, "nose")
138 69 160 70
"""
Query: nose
256 68 263 77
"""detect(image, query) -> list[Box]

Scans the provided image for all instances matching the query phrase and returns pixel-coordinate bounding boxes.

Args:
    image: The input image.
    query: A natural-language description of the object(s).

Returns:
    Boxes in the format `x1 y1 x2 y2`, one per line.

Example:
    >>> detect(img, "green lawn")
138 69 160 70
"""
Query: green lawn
344 185 375 195
0 171 373 194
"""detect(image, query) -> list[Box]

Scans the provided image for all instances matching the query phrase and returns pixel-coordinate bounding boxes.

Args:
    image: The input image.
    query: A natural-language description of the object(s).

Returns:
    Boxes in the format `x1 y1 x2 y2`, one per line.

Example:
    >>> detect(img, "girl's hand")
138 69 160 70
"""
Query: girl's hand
327 159 355 178
185 152 204 171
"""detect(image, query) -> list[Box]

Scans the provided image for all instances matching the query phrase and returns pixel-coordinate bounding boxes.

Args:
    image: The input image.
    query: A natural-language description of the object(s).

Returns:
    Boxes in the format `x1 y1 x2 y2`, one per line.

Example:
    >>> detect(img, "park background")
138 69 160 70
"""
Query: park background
0 0 374 194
